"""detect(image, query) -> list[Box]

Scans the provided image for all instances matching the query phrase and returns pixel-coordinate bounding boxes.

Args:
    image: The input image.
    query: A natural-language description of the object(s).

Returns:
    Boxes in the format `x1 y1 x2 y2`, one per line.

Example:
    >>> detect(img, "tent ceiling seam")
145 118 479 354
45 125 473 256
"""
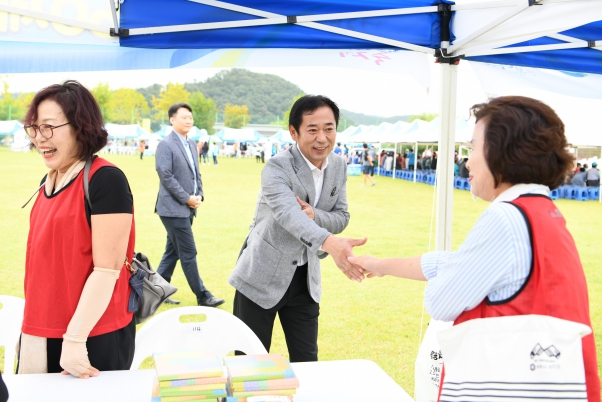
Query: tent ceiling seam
0 4 109 33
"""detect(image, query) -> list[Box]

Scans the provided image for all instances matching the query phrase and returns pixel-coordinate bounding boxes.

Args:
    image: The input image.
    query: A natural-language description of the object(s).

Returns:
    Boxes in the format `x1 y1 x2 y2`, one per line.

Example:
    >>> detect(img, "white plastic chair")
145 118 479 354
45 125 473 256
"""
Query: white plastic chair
131 306 267 370
0 295 25 375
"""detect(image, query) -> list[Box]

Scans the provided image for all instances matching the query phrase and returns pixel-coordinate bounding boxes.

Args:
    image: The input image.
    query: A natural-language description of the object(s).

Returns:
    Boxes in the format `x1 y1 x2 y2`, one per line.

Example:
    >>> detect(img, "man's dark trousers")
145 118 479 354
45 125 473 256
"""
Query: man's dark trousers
233 263 319 363
157 210 213 305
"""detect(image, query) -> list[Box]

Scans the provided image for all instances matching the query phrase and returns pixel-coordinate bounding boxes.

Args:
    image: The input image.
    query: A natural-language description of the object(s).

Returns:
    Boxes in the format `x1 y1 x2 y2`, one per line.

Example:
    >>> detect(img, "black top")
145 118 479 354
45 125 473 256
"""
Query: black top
40 166 133 224
87 166 133 215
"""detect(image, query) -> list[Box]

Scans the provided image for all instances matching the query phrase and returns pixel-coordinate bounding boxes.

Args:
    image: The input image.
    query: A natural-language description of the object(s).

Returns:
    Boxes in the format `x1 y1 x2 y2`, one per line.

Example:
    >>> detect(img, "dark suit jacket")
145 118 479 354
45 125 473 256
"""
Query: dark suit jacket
155 131 203 218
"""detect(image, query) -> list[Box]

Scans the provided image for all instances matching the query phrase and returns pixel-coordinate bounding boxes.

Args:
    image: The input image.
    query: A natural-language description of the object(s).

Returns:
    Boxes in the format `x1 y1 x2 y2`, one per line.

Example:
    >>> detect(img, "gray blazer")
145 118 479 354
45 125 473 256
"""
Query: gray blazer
155 131 203 218
229 145 350 309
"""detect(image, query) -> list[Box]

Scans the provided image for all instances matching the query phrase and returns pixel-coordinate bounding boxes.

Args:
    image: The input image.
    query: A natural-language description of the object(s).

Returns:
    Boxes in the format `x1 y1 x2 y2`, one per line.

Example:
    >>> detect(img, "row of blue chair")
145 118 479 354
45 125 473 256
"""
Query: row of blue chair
372 169 600 201
551 185 600 201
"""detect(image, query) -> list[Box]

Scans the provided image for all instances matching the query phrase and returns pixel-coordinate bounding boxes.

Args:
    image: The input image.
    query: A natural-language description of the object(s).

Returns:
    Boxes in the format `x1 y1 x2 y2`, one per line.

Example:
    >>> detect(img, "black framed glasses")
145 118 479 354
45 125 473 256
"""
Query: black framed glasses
24 122 70 139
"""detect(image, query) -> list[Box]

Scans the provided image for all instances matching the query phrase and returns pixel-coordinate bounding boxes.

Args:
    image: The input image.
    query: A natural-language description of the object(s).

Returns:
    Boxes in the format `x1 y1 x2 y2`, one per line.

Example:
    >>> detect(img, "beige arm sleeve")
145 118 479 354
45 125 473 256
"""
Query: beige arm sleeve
60 267 120 376
64 267 120 342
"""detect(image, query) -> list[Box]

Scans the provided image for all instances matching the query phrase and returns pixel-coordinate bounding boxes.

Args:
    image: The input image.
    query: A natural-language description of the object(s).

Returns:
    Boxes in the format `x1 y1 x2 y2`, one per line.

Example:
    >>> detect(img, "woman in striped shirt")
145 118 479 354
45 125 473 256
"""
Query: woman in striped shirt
350 96 599 401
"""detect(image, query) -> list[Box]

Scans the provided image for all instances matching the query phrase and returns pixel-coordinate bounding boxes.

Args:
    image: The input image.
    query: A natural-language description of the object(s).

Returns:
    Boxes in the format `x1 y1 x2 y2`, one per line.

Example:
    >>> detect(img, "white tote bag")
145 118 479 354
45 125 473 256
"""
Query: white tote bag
437 314 591 402
415 319 454 402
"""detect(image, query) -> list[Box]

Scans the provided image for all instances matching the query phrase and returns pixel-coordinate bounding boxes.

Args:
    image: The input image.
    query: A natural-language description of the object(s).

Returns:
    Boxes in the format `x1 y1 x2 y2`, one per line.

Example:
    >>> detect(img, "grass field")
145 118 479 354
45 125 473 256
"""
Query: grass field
1 147 601 394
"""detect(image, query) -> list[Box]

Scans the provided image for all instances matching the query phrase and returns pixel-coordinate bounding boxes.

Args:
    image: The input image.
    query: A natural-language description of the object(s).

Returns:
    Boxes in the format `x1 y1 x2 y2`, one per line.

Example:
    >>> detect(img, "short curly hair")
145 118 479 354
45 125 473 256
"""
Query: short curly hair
470 96 574 190
25 80 108 160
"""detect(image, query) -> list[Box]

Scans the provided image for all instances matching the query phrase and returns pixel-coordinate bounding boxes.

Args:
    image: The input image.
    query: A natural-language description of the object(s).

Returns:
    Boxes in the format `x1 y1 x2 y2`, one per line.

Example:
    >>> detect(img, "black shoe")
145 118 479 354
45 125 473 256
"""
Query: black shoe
164 297 180 305
199 296 225 308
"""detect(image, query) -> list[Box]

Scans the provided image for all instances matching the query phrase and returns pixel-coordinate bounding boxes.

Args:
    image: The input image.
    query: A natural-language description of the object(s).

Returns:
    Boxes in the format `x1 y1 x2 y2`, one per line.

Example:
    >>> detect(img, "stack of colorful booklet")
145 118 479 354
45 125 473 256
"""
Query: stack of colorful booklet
223 354 299 402
151 350 228 401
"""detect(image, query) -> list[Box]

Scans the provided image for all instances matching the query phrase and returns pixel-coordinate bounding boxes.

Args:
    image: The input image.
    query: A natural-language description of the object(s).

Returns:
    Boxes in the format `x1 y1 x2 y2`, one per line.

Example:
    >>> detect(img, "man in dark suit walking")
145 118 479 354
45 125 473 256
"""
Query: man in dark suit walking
155 103 224 308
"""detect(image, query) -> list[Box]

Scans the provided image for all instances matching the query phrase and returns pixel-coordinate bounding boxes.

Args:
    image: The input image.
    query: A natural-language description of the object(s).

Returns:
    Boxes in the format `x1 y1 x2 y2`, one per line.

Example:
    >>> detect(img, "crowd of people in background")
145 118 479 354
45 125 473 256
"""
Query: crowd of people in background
183 138 600 191
336 144 439 173
570 161 600 187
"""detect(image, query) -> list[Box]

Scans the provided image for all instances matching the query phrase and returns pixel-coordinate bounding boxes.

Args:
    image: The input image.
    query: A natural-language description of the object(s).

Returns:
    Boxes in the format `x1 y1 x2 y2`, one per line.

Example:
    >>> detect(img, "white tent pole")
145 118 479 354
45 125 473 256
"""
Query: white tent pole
391 145 396 180
436 62 458 252
109 0 119 31
548 33 602 52
464 40 601 56
414 141 418 183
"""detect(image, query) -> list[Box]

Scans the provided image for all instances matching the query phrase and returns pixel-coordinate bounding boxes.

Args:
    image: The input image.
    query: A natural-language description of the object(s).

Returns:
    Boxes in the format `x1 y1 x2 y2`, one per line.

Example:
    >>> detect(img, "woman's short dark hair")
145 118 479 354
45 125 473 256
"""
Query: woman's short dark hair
25 80 107 160
471 96 574 190
289 95 339 134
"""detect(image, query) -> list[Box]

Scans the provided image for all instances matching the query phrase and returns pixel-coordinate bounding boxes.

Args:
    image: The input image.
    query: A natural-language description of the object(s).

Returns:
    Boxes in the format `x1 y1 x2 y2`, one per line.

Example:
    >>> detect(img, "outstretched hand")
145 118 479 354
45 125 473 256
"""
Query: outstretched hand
347 255 384 278
322 235 368 282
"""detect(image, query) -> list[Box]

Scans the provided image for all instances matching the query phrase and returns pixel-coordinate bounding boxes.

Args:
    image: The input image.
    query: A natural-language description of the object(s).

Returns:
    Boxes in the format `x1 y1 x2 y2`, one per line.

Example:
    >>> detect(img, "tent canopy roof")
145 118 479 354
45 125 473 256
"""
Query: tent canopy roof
1 0 600 76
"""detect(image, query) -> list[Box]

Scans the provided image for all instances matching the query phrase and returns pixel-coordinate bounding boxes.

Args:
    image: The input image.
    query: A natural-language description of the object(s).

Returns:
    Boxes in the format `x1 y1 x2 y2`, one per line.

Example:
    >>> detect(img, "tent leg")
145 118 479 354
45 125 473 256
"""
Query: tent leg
436 62 458 252
109 0 119 30
414 142 418 183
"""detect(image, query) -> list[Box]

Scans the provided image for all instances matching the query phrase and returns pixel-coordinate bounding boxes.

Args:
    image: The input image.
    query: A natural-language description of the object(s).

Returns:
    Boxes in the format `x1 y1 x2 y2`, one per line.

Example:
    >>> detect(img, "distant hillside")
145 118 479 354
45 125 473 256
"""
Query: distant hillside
136 69 408 128
185 69 303 124
341 109 412 126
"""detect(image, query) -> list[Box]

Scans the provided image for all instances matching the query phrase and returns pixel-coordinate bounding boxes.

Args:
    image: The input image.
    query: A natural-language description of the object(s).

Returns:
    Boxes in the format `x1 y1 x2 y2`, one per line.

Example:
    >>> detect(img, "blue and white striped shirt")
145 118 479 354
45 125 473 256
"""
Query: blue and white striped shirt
421 184 550 322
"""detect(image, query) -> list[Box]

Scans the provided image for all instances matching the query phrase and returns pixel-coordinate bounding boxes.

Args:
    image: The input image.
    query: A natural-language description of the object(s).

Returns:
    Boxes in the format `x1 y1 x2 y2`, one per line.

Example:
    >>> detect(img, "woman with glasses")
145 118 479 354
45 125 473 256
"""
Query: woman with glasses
18 81 136 378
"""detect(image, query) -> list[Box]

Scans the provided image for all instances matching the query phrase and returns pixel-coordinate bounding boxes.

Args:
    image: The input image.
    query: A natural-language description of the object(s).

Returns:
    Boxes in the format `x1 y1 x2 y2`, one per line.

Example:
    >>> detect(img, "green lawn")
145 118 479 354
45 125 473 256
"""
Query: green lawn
1 147 601 395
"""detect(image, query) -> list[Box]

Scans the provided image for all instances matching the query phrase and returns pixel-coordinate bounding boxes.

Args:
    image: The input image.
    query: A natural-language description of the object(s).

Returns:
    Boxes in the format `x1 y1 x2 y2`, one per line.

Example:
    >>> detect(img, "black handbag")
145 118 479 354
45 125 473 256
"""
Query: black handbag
83 158 177 324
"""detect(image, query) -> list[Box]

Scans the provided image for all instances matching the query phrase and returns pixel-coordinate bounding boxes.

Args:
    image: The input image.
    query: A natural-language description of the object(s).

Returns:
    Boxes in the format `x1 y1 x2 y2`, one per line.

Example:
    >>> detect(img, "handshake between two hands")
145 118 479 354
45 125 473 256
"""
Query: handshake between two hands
295 196 380 282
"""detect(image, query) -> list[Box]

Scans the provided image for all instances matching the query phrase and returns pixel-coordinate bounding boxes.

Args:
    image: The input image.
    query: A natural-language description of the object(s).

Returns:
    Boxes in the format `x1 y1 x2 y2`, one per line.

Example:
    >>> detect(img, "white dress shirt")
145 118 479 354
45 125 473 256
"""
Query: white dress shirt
297 144 329 265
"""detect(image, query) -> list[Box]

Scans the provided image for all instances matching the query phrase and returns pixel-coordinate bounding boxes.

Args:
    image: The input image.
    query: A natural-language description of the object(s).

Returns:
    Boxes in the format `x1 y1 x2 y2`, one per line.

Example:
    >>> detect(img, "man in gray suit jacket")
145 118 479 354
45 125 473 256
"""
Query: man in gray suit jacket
230 95 366 362
155 103 224 308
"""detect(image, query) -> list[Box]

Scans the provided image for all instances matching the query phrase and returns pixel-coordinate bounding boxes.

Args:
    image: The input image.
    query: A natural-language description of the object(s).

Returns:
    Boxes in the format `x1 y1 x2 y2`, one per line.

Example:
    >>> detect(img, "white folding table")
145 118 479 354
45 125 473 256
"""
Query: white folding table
4 359 414 402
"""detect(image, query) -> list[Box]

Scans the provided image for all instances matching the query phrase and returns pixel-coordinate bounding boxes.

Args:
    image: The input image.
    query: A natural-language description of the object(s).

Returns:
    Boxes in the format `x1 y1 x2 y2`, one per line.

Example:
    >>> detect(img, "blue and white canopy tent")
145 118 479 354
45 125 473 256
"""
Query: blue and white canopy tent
215 127 263 142
271 129 294 144
1 0 601 249
0 120 23 136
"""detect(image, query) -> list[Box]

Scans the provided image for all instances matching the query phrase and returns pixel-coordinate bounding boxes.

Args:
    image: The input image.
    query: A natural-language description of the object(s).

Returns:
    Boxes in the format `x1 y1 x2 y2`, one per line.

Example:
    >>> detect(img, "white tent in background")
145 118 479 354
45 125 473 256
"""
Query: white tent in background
378 121 411 144
271 129 294 143
153 125 172 138
343 125 374 143
347 125 377 144
351 122 393 144
215 127 263 142
336 125 357 142
0 120 23 136
454 117 475 144
10 128 29 152
187 127 208 141
105 123 149 139
137 132 163 155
